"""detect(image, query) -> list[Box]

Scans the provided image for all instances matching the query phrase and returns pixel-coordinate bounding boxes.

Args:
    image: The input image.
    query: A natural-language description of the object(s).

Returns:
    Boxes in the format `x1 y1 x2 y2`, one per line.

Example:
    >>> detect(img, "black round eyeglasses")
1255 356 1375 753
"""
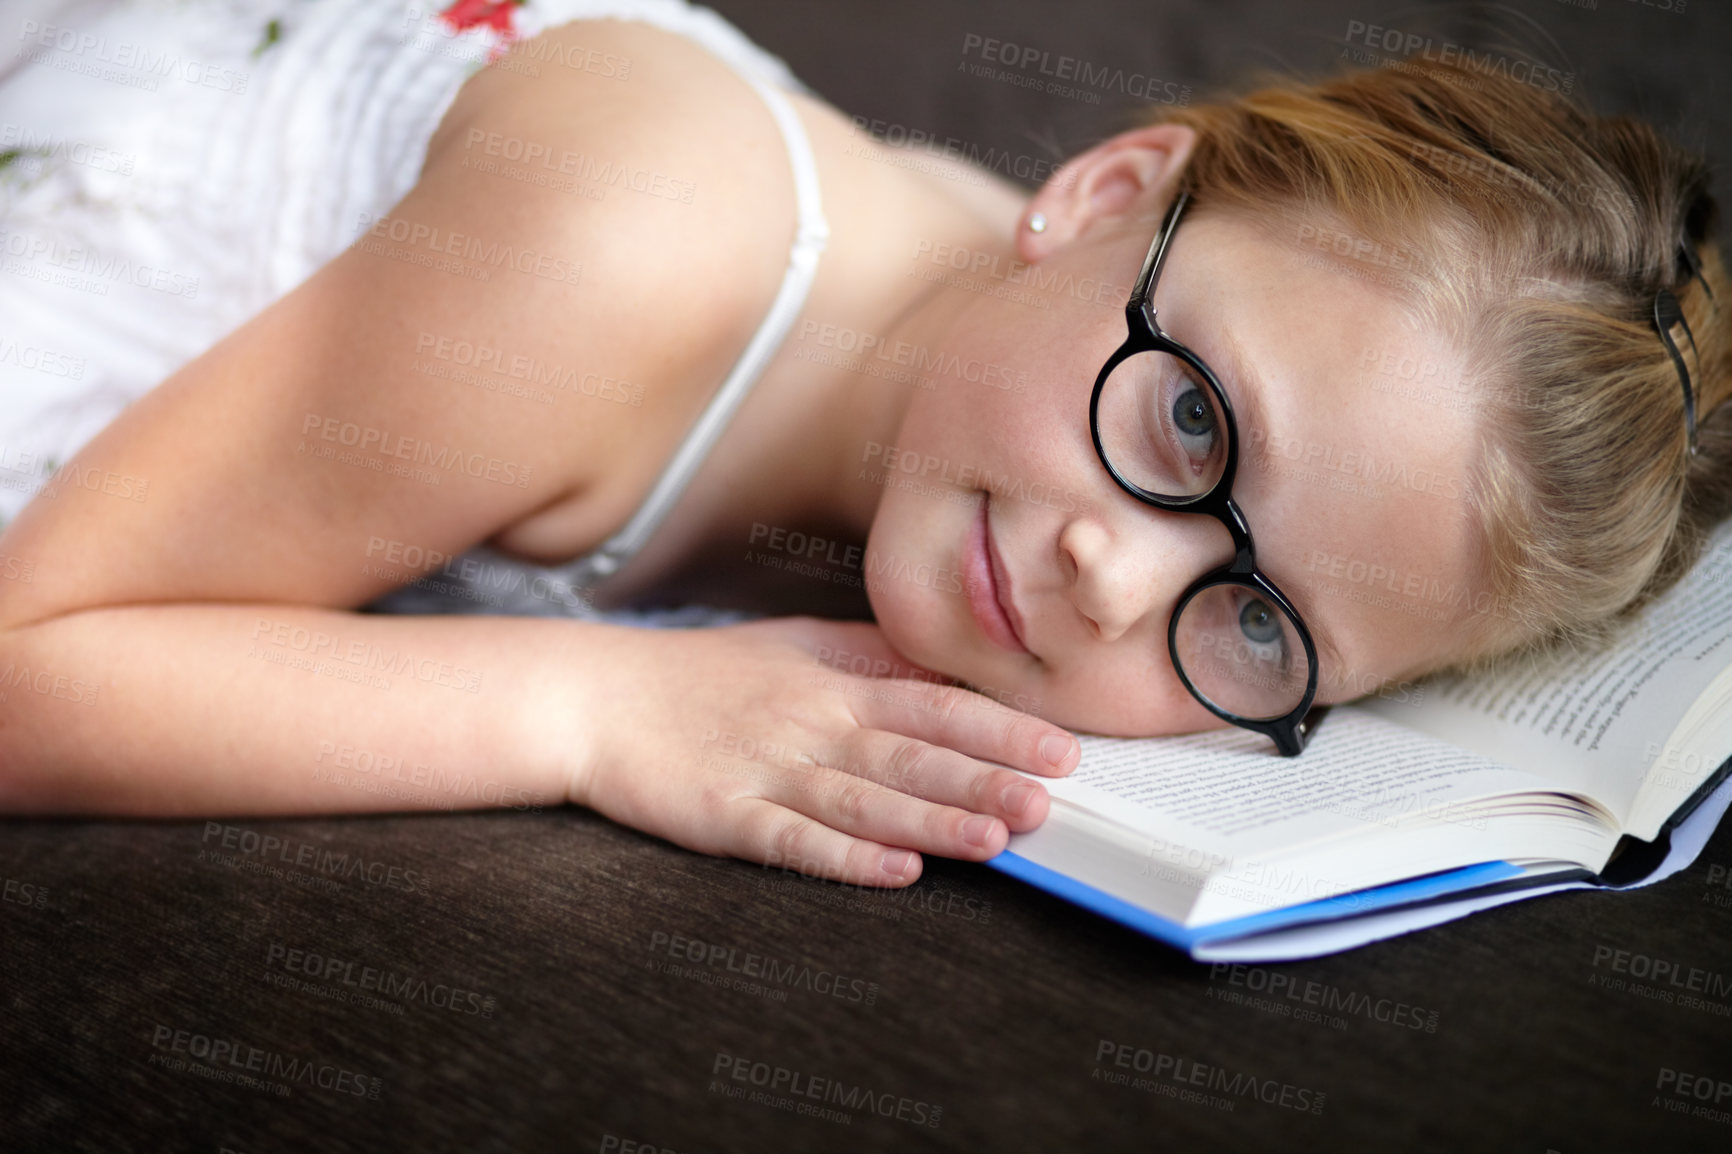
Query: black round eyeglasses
1088 187 1325 756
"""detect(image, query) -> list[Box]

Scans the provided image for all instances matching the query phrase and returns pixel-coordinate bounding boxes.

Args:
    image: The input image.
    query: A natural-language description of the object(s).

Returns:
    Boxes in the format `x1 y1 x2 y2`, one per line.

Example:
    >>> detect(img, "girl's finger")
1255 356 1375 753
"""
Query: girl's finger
740 739 1022 856
723 795 924 888
837 727 1051 833
846 677 1080 780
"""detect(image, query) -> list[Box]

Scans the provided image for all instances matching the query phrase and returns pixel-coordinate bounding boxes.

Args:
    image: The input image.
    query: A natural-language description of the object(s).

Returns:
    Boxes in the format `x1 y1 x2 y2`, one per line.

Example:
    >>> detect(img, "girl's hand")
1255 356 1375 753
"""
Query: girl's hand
572 616 1080 886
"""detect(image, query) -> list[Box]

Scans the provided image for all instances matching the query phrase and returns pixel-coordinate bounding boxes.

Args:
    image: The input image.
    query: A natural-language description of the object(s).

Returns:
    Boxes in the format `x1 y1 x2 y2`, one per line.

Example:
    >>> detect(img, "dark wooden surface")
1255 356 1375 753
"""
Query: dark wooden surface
7 0 1732 1150
4 808 1732 1152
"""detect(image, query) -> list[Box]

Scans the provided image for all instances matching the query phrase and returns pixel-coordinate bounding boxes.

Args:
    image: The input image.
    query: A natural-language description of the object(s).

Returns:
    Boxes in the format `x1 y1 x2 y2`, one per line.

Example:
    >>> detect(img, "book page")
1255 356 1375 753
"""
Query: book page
1358 519 1732 831
1045 708 1586 889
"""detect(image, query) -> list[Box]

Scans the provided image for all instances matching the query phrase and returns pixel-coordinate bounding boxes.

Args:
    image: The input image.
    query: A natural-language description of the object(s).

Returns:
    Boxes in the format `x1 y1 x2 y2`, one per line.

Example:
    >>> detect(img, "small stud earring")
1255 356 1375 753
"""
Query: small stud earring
1027 212 1047 234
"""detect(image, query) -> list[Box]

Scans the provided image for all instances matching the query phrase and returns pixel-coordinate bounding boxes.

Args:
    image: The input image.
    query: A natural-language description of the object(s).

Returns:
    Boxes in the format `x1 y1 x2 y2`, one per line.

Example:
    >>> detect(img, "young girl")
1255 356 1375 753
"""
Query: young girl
0 0 1725 889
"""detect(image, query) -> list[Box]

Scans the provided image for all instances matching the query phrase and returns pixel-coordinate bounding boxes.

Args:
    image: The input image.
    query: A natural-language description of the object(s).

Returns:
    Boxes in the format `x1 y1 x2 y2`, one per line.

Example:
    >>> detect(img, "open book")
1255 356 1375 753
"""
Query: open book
989 520 1732 961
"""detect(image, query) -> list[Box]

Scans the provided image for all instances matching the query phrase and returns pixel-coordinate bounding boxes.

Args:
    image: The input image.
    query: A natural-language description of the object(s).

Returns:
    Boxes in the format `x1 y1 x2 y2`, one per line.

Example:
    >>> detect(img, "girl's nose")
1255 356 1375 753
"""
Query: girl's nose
1058 510 1228 643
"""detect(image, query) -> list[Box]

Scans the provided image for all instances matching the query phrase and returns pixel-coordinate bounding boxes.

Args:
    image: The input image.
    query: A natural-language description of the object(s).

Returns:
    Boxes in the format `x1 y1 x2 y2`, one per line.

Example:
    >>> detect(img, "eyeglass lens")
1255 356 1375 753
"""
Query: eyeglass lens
1172 583 1310 721
1095 349 1230 498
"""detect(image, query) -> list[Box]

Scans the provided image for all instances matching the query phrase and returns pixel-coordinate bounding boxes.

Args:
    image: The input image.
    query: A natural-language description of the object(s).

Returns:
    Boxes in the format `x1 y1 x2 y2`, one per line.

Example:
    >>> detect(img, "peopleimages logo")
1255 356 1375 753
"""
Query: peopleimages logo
0 122 135 176
1340 20 1573 94
1590 943 1732 1016
959 34 1191 105
1092 1039 1325 1114
0 224 201 298
199 822 430 894
859 441 1084 512
148 1024 382 1099
16 20 249 94
845 116 1074 189
1207 964 1440 1033
1654 1066 1732 1127
264 943 497 1017
796 320 1028 393
646 930 880 1005
710 1052 942 1127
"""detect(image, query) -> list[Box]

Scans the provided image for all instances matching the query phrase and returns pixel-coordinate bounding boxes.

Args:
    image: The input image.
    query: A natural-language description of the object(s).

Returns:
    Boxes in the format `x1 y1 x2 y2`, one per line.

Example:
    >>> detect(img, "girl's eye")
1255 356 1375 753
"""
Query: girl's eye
1167 381 1218 465
1238 595 1284 648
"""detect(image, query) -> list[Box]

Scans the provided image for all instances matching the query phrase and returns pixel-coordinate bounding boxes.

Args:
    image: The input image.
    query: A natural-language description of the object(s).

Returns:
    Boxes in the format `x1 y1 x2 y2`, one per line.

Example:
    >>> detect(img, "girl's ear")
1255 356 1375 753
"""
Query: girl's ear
1017 124 1198 262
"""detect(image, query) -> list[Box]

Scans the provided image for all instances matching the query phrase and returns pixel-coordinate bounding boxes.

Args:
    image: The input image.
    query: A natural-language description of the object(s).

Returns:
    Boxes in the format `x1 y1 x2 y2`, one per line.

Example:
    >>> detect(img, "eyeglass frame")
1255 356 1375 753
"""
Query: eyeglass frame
1086 185 1326 756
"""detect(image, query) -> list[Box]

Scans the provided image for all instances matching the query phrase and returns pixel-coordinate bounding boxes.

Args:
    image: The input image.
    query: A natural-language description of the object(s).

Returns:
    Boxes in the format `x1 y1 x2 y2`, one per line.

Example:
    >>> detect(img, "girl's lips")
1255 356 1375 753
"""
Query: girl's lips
966 495 1030 655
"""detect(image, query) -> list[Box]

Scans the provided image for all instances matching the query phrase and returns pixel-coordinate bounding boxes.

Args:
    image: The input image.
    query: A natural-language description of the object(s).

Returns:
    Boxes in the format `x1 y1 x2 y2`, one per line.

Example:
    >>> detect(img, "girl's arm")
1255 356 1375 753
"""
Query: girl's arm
0 601 595 815
0 599 1076 894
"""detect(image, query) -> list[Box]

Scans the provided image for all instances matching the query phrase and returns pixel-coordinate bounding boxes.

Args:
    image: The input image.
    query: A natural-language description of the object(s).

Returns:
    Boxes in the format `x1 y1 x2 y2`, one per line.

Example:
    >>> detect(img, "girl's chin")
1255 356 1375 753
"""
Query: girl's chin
894 619 967 683
880 612 985 695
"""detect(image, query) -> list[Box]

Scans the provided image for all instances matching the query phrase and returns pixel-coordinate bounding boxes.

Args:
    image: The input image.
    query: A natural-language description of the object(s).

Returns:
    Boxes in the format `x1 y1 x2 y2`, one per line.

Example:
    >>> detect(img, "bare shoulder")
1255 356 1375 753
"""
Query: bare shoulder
415 18 812 556
427 18 797 241
422 14 807 389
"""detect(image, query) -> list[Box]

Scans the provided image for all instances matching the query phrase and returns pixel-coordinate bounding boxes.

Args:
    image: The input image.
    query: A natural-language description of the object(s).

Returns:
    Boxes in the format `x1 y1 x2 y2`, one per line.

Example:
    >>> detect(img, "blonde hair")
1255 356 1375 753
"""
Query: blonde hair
1148 60 1729 679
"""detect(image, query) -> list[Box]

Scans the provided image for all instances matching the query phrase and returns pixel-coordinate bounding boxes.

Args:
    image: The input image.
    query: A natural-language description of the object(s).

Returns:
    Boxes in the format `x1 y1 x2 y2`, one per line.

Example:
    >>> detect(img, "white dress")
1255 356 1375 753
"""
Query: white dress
0 0 825 624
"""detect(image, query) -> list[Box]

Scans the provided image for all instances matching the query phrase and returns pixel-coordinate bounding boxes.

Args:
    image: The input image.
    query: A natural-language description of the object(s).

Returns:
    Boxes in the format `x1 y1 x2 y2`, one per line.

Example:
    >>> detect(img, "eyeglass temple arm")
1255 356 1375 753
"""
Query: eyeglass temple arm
1129 187 1192 322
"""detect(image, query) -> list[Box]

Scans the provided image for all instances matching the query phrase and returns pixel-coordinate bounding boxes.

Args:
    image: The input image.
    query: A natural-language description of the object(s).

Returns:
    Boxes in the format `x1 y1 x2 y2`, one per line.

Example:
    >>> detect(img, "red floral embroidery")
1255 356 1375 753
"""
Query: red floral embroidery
438 0 526 60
